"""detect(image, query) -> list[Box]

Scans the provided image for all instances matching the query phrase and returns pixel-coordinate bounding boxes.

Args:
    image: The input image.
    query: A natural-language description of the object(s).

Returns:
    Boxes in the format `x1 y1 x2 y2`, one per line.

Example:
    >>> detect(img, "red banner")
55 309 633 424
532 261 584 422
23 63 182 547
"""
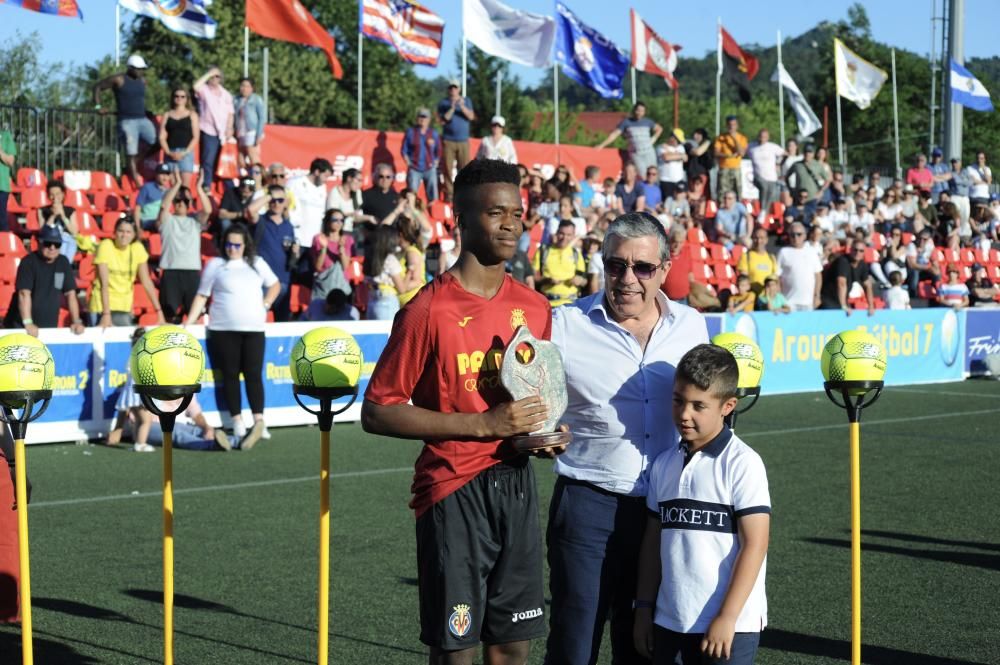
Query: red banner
260 124 625 188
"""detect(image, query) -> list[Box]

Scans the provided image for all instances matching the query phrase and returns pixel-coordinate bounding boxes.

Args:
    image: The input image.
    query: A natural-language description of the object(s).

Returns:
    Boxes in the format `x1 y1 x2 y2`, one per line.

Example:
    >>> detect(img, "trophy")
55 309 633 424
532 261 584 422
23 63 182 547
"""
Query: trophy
500 326 572 452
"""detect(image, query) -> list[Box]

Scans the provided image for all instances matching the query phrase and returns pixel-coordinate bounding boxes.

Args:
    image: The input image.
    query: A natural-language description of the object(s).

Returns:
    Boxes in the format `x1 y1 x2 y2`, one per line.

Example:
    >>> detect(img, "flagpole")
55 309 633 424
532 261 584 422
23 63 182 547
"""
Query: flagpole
357 35 363 130
244 27 249 77
631 67 637 106
115 3 121 67
891 48 901 178
715 18 722 137
836 93 844 167
462 37 468 98
263 47 269 124
496 71 502 117
673 86 679 130
554 62 560 147
777 30 785 147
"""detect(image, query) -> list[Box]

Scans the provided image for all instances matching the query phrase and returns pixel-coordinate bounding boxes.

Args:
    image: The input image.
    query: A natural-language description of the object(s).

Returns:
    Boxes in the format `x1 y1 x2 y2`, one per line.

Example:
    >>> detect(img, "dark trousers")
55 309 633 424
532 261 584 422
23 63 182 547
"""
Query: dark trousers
199 132 221 188
158 269 200 323
653 627 760 665
206 329 266 417
0 191 9 232
544 477 651 665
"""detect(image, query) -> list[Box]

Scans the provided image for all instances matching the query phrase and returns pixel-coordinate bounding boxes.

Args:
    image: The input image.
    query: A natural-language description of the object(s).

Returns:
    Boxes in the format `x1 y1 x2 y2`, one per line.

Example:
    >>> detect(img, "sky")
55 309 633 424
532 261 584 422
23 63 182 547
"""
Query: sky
1 0 998 89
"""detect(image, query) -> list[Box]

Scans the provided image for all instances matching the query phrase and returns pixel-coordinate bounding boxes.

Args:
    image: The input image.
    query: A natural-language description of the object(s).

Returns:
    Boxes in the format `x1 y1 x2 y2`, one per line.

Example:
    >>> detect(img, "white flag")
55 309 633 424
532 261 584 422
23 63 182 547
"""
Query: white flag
771 64 821 137
834 38 887 109
118 0 216 39
463 0 555 69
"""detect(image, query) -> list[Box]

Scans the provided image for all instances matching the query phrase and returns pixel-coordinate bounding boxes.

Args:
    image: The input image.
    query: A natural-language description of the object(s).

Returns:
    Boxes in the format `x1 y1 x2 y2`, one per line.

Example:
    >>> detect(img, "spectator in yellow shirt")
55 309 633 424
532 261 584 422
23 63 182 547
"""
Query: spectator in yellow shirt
713 115 748 199
532 219 586 306
736 227 778 295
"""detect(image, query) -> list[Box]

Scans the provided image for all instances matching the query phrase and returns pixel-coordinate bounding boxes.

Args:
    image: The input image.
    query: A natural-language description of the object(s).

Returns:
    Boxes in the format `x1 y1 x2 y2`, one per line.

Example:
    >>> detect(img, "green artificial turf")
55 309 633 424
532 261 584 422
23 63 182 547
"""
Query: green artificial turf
1 380 998 664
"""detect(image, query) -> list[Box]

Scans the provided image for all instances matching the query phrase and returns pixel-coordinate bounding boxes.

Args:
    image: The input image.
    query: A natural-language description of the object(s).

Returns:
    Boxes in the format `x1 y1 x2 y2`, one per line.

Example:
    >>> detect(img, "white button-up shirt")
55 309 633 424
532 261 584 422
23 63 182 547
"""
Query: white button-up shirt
551 291 709 496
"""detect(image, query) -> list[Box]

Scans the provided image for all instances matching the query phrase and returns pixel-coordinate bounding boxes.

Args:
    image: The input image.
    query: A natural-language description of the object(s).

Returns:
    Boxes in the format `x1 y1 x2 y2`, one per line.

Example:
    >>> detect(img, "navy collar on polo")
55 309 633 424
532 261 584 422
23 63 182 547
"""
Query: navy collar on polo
680 425 733 465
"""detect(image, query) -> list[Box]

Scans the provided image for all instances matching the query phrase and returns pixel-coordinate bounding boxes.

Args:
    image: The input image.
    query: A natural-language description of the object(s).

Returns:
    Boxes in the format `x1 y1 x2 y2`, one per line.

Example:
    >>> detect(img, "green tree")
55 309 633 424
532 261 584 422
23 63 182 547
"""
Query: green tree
0 31 73 107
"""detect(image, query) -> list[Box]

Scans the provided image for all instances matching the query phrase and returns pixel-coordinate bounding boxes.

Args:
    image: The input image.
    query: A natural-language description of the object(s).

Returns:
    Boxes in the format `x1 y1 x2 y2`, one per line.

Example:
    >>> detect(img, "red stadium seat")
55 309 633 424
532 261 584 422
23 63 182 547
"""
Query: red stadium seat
200 233 218 259
960 249 976 266
146 233 162 261
974 248 989 266
57 170 93 192
693 262 713 285
932 248 946 265
769 201 786 219
137 310 162 326
92 191 127 214
76 211 102 238
863 248 879 264
917 280 938 301
65 189 96 215
729 245 744 266
0 256 21 284
101 212 123 237
19 188 50 210
989 265 1000 282
0 232 26 258
133 283 157 313
960 265 972 281
708 243 731 265
712 263 735 290
686 227 707 245
347 256 364 285
990 249 1000 266
15 168 46 191
704 199 718 219
89 171 123 194
76 254 95 290
870 233 886 250
289 283 311 314
0 283 14 316
901 232 914 246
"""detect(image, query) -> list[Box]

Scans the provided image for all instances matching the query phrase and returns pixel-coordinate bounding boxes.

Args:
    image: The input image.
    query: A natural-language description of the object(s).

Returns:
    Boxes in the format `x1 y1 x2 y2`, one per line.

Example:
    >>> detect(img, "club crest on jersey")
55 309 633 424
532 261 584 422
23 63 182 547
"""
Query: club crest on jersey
448 604 472 638
510 308 527 331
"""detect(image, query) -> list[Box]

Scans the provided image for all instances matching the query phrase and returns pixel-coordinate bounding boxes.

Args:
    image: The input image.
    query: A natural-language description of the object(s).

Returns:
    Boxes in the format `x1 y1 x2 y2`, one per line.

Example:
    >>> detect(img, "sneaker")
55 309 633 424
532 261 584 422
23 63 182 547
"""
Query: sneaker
213 429 232 452
261 425 272 440
133 442 155 453
232 419 248 441
240 421 265 451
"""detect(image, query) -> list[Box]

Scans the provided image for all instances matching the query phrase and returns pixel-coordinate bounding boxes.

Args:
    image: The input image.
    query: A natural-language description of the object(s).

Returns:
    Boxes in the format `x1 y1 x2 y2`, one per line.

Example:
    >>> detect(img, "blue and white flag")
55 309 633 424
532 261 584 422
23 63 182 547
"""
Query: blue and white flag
463 0 555 69
554 2 628 99
950 59 994 112
118 0 217 40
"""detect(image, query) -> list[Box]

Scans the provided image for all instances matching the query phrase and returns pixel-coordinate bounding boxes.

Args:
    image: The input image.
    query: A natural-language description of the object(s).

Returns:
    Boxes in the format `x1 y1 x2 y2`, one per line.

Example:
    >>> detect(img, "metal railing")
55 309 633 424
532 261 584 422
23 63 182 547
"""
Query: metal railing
1 104 119 176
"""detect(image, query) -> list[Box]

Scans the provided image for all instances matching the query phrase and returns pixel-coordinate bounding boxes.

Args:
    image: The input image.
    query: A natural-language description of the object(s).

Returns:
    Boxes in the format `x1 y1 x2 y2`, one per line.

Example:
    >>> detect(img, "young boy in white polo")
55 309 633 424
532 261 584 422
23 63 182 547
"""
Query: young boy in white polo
633 344 770 664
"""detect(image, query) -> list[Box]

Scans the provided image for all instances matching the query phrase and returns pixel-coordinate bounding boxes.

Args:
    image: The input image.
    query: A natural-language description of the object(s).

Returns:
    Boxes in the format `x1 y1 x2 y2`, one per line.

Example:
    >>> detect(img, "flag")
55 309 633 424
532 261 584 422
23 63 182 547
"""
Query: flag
949 59 994 112
463 0 555 69
554 2 627 99
119 0 216 39
360 0 445 67
833 38 887 110
720 27 758 103
0 0 82 19
629 9 680 89
246 0 343 79
771 63 821 136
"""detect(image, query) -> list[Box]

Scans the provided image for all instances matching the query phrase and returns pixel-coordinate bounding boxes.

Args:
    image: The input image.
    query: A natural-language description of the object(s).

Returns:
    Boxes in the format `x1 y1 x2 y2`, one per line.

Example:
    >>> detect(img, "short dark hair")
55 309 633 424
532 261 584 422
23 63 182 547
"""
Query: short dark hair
239 76 254 87
675 344 739 400
557 219 576 231
342 167 360 181
268 184 285 197
47 179 65 193
223 222 258 266
584 165 599 179
310 158 333 174
453 159 520 221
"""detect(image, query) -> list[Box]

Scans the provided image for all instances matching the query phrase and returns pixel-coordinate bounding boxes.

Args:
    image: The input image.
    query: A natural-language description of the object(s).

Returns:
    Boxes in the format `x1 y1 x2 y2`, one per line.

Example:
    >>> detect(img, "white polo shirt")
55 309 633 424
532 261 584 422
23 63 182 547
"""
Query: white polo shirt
551 291 709 496
646 426 770 634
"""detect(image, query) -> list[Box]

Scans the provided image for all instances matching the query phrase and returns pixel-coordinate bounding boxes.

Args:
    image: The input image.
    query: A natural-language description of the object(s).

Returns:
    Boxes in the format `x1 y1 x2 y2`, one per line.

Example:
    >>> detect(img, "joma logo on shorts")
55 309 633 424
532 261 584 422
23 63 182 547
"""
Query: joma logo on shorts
511 608 543 623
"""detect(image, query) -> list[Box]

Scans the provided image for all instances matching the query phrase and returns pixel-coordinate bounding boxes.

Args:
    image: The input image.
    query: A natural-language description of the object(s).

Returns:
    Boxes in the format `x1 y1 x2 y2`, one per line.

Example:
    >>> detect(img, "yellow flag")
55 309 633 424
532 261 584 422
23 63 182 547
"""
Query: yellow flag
834 38 888 110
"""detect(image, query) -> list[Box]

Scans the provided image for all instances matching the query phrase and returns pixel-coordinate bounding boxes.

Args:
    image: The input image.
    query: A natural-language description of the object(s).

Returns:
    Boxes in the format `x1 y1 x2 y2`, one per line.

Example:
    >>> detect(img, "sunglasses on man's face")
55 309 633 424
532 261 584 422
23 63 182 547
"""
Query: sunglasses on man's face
270 197 286 204
604 258 662 280
42 241 61 249
272 173 287 179
378 174 393 180
175 198 190 205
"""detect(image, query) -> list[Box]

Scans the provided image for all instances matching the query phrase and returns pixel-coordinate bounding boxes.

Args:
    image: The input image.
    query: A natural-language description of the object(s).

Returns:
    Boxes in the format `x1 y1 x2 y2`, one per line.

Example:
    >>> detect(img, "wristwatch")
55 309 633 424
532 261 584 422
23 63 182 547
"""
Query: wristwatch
632 599 655 610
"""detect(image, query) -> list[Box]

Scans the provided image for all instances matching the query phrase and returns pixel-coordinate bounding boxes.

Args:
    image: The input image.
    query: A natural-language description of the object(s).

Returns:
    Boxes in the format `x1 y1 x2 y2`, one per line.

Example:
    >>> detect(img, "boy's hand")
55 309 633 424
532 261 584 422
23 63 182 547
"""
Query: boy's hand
478 396 547 439
701 614 736 660
632 609 654 658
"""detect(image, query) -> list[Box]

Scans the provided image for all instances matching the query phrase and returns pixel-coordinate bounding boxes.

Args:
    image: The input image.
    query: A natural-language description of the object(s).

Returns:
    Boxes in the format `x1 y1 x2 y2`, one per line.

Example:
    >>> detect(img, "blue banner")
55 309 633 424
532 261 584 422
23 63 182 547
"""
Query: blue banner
554 2 629 99
45 340 94 423
964 310 1000 374
723 309 965 394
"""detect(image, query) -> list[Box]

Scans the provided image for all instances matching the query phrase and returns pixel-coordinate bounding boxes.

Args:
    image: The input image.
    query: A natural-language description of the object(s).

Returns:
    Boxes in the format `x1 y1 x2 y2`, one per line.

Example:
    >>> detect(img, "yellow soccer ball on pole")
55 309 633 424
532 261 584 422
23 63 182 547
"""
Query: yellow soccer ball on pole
711 332 764 390
130 325 205 388
290 327 364 389
821 330 887 393
0 333 55 407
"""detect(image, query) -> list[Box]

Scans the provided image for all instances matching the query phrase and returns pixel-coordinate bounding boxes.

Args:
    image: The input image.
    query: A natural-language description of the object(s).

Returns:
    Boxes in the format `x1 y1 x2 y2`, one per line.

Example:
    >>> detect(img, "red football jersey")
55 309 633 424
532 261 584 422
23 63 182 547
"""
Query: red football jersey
365 272 552 517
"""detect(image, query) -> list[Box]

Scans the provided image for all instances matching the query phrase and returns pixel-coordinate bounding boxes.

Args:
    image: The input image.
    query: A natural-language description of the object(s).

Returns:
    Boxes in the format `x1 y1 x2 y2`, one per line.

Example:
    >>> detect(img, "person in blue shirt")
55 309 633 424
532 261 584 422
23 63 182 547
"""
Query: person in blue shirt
642 165 663 211
134 163 172 231
402 108 442 204
437 80 475 203
252 184 299 322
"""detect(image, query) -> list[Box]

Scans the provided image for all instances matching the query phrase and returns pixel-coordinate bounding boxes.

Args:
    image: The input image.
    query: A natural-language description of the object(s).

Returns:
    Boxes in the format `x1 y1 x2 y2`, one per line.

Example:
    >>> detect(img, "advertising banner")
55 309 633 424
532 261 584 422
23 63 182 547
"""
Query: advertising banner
964 309 1000 375
723 309 965 394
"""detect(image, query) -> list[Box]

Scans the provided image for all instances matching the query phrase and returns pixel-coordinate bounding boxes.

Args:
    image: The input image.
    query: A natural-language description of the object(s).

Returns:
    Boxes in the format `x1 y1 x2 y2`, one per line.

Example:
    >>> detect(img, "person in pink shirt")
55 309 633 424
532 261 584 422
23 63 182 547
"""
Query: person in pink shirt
905 153 934 195
194 66 234 189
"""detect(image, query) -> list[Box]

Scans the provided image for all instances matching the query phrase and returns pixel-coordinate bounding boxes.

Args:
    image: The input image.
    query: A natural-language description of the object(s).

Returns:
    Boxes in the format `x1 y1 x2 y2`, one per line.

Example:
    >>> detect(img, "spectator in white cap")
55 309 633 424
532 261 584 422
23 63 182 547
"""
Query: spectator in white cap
476 115 518 164
93 54 157 186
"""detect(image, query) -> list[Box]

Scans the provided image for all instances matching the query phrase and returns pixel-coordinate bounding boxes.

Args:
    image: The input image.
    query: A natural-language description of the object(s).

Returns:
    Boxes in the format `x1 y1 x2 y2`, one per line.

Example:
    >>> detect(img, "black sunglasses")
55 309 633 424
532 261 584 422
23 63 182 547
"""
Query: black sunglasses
270 198 286 203
175 198 191 205
605 258 663 280
42 241 61 249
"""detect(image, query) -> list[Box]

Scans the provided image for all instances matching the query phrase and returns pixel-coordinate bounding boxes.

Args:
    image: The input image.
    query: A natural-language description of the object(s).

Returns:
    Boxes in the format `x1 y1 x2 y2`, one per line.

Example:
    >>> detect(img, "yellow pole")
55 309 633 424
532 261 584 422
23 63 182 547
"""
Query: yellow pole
163 430 174 665
14 438 32 665
318 429 330 665
850 421 861 665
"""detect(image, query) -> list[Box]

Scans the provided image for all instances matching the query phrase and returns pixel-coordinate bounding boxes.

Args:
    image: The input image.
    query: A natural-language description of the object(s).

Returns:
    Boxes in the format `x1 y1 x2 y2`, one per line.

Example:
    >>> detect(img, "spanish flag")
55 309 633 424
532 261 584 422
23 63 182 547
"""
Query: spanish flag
720 26 758 103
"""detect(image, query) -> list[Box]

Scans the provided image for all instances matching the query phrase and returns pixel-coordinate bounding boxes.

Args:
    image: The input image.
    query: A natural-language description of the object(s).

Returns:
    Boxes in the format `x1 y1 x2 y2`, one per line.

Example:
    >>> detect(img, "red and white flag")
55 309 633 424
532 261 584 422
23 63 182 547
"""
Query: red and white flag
630 9 680 89
361 0 445 67
246 0 343 78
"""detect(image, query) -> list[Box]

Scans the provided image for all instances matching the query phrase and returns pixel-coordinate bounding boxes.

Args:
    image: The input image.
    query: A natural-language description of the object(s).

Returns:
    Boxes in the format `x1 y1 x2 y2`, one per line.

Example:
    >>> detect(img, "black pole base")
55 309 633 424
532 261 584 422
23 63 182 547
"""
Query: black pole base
0 390 53 440
724 386 761 431
134 385 200 434
823 380 884 423
292 386 359 432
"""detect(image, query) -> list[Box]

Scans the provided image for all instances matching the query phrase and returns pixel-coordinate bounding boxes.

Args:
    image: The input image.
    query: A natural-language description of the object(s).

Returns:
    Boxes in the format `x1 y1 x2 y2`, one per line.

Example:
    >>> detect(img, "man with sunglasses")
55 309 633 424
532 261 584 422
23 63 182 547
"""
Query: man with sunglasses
819 240 875 315
252 184 299 321
545 212 708 665
362 163 400 224
157 168 212 323
4 225 84 335
777 221 823 311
